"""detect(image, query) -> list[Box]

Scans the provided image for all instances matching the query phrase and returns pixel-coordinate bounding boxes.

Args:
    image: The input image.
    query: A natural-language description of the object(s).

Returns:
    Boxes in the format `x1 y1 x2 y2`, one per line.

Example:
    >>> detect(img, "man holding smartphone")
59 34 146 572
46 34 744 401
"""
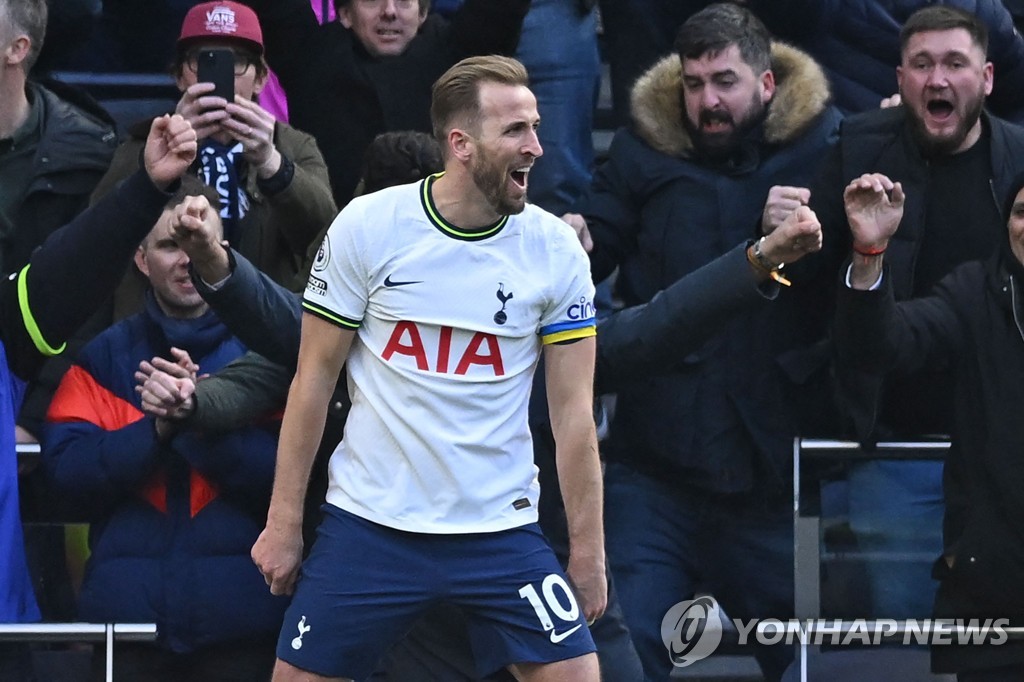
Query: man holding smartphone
91 1 336 320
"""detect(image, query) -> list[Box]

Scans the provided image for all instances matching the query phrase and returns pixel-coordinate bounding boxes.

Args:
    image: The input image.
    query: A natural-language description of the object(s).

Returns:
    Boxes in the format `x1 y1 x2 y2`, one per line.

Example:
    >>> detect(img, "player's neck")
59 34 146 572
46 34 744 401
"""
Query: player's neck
431 171 502 230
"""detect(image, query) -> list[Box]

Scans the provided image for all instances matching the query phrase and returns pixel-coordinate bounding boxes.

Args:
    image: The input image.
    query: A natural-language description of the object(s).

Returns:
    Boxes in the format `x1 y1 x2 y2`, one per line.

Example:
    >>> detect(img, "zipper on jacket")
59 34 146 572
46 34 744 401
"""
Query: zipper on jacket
1011 274 1024 344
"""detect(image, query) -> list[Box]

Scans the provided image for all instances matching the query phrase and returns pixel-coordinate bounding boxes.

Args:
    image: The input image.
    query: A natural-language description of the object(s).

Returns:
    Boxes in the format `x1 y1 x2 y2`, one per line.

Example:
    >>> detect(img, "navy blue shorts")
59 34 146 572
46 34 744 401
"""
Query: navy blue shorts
276 505 595 679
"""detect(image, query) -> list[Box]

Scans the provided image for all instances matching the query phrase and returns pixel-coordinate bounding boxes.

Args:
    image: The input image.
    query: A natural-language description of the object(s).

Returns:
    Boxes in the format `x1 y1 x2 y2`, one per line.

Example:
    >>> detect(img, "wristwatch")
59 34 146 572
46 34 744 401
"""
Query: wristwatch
747 237 791 286
752 236 782 272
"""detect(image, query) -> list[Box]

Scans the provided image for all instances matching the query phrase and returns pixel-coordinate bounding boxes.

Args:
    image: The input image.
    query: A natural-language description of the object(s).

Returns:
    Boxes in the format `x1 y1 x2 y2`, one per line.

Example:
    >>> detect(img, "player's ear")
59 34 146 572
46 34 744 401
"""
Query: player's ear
448 128 474 163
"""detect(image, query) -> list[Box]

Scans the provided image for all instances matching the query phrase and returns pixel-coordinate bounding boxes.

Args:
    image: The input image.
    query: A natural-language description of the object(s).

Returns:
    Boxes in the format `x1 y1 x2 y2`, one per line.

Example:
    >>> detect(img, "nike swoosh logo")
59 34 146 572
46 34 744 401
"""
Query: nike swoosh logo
383 274 422 287
549 624 582 644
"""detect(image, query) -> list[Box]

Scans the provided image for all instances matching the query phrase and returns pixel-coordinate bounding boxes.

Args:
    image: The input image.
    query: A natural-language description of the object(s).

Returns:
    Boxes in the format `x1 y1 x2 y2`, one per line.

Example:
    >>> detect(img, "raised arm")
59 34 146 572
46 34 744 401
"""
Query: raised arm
171 195 302 366
193 248 302 367
835 266 965 377
1 116 196 381
843 172 905 290
596 205 823 392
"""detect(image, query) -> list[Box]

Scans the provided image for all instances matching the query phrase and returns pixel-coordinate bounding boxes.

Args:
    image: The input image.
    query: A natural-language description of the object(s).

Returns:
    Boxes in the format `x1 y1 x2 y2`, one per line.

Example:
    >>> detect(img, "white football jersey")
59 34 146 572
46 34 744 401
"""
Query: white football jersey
303 175 596 534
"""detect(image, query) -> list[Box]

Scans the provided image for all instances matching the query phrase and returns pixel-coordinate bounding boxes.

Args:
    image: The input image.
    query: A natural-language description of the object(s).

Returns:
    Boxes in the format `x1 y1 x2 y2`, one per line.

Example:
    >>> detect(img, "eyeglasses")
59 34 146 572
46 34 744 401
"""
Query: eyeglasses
184 49 257 77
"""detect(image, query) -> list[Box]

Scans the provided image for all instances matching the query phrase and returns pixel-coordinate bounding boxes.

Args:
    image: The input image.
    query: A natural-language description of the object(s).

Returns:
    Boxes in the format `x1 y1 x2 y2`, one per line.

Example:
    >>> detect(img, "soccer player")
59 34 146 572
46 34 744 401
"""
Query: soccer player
251 55 605 682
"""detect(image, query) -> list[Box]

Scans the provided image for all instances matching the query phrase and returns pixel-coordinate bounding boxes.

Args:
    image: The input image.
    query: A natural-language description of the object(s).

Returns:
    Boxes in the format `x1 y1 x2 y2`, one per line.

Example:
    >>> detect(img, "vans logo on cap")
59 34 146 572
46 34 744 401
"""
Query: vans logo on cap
205 6 239 35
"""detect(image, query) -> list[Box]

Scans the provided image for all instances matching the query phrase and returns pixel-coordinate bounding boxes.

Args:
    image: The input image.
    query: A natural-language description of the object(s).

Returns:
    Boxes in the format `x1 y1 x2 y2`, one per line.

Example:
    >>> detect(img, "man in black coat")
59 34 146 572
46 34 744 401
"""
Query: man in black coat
809 5 1024 623
0 0 117 442
837 169 1024 680
569 5 841 679
0 113 196 678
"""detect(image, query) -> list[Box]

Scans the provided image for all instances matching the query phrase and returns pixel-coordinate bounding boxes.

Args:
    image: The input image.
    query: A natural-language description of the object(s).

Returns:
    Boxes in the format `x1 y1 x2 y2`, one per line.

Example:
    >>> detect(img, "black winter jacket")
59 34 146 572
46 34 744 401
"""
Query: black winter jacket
583 44 842 494
0 80 116 274
836 256 1024 671
5 81 117 435
813 107 1024 440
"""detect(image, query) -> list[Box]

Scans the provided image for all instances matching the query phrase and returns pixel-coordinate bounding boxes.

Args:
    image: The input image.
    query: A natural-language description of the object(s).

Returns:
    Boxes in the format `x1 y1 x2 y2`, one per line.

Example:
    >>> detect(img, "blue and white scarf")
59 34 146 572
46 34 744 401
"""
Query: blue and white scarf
197 139 249 244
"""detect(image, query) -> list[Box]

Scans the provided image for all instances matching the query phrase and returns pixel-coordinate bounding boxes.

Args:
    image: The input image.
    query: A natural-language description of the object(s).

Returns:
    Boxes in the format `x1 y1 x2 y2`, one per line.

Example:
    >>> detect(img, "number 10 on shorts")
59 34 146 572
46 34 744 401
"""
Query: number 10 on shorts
519 574 581 633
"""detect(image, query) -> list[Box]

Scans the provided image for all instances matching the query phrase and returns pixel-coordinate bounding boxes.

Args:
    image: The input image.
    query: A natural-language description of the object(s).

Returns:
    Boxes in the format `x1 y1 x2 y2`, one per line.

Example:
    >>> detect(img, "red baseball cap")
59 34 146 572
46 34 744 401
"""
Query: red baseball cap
178 1 264 54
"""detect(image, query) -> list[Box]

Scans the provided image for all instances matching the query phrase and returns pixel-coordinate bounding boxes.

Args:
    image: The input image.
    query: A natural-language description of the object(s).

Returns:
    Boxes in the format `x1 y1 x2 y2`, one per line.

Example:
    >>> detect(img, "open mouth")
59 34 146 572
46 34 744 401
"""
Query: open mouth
926 99 955 120
699 109 733 132
702 120 733 134
510 168 529 190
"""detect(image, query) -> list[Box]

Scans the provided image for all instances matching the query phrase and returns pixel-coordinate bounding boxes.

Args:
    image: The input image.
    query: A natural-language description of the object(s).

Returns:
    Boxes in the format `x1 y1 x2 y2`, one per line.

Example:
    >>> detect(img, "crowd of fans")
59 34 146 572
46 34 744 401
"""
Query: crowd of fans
3 0 1024 681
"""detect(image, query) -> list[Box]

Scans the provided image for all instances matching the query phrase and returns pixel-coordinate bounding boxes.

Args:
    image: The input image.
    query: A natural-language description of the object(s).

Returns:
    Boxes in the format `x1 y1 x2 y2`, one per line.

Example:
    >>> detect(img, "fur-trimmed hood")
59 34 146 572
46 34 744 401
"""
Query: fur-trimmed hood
630 42 832 158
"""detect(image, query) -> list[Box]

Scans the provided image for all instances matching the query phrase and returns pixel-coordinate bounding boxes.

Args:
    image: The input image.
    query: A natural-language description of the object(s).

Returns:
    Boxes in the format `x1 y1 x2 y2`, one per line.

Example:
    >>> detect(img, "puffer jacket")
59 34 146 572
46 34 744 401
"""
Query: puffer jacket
836 253 1024 671
582 43 842 494
43 296 286 653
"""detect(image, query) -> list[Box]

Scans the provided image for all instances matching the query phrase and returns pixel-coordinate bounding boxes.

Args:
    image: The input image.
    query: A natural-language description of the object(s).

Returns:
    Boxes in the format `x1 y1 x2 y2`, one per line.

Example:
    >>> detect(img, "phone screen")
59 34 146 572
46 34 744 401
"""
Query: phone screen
196 49 235 103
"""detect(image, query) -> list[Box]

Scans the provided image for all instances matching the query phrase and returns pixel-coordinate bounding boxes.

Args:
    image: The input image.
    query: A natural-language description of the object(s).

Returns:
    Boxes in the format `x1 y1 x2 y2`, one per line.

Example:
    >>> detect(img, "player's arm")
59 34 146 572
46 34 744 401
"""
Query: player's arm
251 313 354 596
544 337 607 623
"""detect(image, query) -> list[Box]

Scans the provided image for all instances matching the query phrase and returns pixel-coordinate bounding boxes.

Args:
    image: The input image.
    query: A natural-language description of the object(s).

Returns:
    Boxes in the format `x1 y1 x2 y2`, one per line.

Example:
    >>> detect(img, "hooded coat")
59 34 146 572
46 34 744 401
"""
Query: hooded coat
582 43 842 494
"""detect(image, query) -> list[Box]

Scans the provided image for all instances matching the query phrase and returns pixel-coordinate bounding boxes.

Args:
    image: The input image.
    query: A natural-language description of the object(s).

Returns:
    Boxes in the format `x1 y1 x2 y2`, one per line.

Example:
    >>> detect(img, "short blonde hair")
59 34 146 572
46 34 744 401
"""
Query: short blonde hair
430 55 530 153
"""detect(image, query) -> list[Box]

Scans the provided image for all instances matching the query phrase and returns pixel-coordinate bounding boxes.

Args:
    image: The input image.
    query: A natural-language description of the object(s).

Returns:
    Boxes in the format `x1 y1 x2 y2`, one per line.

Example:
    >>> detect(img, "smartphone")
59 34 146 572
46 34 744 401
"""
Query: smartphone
196 48 235 103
